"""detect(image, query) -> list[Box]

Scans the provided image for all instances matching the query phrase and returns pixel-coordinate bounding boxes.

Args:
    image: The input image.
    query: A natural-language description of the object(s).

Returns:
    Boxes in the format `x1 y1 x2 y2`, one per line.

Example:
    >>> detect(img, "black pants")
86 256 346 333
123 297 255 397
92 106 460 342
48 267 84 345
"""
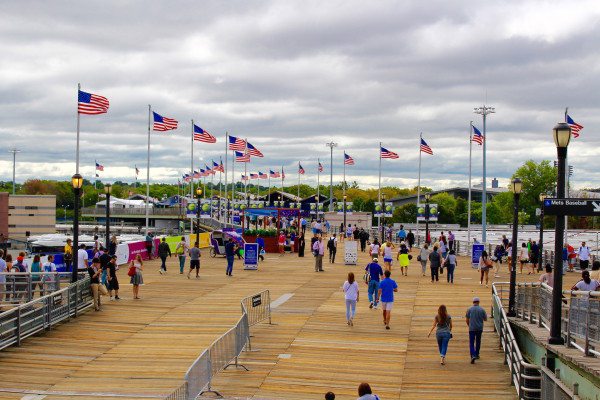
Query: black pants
580 260 589 270
160 255 167 271
360 241 366 252
329 248 336 263
448 240 454 251
431 266 439 282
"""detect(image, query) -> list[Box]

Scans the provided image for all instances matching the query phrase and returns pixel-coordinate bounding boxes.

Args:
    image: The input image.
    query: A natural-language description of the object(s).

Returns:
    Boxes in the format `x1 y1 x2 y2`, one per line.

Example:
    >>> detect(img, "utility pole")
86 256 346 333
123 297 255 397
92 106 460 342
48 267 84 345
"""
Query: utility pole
9 148 21 195
325 142 337 211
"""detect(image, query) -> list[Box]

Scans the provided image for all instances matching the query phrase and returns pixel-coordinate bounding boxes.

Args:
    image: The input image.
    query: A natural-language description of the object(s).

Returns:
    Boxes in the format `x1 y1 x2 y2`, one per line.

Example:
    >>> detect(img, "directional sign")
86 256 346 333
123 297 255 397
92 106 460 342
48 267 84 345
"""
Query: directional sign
543 198 600 216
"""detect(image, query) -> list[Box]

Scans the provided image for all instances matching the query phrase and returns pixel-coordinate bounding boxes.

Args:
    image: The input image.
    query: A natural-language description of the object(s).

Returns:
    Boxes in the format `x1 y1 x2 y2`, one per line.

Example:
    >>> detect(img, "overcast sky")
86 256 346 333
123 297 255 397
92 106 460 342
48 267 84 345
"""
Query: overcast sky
1 0 599 191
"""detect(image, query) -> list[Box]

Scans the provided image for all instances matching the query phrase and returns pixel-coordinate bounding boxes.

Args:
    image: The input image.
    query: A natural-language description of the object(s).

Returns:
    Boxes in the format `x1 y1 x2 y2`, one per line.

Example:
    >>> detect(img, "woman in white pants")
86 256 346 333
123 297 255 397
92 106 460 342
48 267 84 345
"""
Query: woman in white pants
343 272 359 326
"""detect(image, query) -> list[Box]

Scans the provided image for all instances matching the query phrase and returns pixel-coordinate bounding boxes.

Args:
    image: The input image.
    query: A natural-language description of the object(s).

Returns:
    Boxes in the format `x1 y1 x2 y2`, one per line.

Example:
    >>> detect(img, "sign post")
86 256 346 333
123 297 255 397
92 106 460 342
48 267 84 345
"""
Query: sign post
244 243 259 270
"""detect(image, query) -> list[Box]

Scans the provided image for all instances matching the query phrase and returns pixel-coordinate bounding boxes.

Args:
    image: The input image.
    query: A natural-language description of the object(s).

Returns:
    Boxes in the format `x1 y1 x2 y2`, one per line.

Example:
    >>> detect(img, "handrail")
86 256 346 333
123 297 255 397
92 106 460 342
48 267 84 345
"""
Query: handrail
0 272 86 305
492 283 541 399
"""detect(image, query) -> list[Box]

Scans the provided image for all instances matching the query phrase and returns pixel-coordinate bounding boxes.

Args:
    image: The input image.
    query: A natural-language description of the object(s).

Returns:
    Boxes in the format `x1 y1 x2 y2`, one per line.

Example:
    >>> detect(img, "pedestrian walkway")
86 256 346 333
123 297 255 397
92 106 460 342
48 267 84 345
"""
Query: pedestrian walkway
0 246 583 399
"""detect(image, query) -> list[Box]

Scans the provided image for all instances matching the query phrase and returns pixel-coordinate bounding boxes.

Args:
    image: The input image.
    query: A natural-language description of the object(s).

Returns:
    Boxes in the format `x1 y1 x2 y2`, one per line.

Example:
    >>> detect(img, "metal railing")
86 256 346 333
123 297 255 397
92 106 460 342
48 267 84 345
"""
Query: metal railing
492 283 542 399
167 290 272 400
0 277 92 351
0 272 86 305
510 282 600 357
540 361 580 400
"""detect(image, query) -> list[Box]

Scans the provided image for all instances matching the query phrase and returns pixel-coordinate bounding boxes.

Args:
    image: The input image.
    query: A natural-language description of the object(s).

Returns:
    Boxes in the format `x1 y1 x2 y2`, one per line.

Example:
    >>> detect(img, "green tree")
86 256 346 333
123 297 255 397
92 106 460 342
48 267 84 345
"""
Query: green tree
512 160 556 224
393 203 417 223
431 192 457 224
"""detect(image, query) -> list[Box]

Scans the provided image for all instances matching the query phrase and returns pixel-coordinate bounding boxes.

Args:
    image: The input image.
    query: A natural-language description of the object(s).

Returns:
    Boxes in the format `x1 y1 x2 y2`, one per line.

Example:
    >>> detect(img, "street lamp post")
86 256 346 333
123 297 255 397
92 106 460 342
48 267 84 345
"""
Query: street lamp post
343 195 347 232
326 142 337 211
71 174 84 283
549 122 571 345
196 188 202 246
104 184 112 253
381 194 386 243
63 205 68 223
424 194 431 244
508 178 523 317
9 148 21 195
539 193 547 265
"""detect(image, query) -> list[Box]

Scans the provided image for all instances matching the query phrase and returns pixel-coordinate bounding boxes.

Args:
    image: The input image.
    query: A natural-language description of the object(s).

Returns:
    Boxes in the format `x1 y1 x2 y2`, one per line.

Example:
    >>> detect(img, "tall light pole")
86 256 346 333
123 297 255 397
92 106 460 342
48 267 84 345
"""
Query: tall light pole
473 105 495 244
343 195 347 232
424 193 431 244
539 193 547 265
381 194 386 243
104 184 112 253
508 178 522 317
9 148 21 195
71 173 84 283
549 122 571 345
326 142 337 211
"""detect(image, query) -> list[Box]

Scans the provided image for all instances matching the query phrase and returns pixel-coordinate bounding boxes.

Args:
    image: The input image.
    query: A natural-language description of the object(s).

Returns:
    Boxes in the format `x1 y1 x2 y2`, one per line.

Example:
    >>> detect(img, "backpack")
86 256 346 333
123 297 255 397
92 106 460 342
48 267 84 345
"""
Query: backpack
327 238 335 250
14 261 26 273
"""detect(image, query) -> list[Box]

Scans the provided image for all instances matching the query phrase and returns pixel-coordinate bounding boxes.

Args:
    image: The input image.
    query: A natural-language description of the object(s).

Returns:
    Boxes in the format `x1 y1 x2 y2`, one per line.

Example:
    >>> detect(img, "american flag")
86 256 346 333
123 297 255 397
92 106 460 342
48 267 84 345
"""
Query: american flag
472 126 484 145
318 162 324 172
193 170 201 179
269 170 280 178
258 171 268 179
228 135 246 150
235 151 250 162
213 160 224 173
380 146 399 159
78 90 109 115
298 164 305 174
193 125 217 143
241 174 249 181
246 142 264 157
344 153 355 165
135 165 140 176
566 114 583 138
205 165 215 175
95 162 104 171
420 138 433 155
183 174 191 182
250 173 259 179
153 112 178 131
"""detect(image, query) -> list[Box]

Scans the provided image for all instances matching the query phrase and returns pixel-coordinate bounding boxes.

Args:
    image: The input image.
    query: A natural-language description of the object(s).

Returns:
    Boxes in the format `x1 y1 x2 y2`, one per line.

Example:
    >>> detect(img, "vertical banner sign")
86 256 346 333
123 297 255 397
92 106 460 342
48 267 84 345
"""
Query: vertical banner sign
335 202 354 215
310 203 317 214
384 203 393 218
416 203 439 221
374 202 382 217
244 243 259 270
200 199 212 218
317 202 324 214
472 244 485 269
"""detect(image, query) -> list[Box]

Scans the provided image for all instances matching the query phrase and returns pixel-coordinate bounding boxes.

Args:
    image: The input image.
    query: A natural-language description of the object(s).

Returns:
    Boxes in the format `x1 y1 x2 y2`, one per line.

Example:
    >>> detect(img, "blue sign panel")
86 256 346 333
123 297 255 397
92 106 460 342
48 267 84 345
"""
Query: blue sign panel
472 244 485 268
244 243 259 270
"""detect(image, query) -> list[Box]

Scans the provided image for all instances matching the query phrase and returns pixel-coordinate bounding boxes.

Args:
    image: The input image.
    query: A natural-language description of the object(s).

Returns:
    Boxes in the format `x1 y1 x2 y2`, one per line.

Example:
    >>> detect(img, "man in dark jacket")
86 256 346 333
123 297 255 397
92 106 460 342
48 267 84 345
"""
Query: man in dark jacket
359 229 369 252
158 237 172 274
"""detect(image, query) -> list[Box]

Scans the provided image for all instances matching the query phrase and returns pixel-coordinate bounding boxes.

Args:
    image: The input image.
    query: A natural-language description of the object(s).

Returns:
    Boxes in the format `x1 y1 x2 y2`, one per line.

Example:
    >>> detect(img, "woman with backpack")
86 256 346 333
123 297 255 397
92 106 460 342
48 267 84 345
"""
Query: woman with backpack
479 250 492 287
428 304 453 365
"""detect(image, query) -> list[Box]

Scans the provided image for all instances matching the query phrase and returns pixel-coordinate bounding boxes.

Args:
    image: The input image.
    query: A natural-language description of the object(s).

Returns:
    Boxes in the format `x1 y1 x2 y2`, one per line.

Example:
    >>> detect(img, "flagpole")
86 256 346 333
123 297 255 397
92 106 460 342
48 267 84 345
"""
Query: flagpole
378 142 382 230
94 159 97 189
244 139 248 201
467 122 473 253
298 162 300 200
134 165 137 189
564 107 569 243
190 120 194 200
76 83 81 175
231 141 235 202
281 166 284 199
268 174 271 206
145 105 151 236
317 158 320 207
343 153 346 200
416 133 422 240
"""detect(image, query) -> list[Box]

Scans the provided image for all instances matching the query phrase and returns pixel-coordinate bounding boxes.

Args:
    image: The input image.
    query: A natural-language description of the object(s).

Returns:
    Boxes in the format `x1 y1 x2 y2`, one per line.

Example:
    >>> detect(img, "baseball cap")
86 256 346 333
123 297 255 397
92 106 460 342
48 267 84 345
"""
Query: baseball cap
473 297 480 303
372 257 378 262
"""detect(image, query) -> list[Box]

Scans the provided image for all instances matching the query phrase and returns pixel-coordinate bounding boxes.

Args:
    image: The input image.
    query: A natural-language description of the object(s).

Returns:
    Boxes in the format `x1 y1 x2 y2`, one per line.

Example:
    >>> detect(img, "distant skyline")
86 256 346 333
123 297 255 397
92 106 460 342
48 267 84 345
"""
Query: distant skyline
1 1 599 190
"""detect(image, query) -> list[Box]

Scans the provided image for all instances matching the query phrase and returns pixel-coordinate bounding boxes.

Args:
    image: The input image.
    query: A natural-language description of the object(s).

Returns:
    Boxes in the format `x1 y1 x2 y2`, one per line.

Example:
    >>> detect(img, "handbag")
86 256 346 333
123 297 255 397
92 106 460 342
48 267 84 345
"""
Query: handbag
417 255 421 262
128 266 136 277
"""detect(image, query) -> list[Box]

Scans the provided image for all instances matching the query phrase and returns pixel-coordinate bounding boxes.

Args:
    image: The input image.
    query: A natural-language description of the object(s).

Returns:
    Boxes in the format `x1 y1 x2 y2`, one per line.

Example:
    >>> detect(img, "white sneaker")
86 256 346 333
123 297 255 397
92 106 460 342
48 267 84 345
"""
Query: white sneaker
159 269 163 275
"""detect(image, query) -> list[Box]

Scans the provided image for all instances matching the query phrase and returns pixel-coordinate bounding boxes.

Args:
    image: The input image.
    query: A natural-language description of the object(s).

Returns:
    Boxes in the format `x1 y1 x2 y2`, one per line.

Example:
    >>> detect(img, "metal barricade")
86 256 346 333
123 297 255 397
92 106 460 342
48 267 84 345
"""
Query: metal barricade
540 363 579 400
0 277 92 351
0 272 85 305
240 290 271 326
181 291 269 400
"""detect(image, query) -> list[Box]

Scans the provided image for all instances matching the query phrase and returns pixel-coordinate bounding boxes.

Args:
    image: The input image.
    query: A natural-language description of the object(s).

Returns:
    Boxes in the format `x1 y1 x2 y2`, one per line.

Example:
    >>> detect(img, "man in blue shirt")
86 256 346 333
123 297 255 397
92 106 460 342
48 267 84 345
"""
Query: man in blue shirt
377 270 398 330
465 297 488 363
224 238 237 276
365 257 384 309
396 225 406 243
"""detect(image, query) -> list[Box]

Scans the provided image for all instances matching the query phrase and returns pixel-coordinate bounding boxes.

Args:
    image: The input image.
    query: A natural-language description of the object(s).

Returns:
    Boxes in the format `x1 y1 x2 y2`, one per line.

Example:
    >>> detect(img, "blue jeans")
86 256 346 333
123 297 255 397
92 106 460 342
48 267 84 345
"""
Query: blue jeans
178 255 186 273
469 330 483 358
226 256 234 275
436 331 451 357
446 264 455 283
367 280 379 304
345 299 356 320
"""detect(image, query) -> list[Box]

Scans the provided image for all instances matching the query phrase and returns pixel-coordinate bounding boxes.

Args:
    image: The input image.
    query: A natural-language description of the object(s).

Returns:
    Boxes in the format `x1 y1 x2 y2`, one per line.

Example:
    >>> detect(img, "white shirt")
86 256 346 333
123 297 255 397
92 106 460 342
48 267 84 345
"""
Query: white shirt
574 280 599 291
77 248 89 270
519 248 529 260
383 246 393 258
343 281 359 301
370 244 380 255
579 246 590 261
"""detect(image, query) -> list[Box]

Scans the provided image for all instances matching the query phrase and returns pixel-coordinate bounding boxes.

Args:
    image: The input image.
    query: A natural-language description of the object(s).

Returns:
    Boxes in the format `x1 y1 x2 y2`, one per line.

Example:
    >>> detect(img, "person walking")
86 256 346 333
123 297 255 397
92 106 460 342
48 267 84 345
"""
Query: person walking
77 243 89 273
88 257 102 311
30 255 43 297
188 242 201 278
327 234 338 263
493 244 505 277
41 255 57 295
357 383 380 400
419 243 431 277
313 236 325 272
397 242 409 276
406 229 415 250
444 250 457 283
278 231 286 256
342 272 359 326
175 236 189 274
145 233 154 260
225 238 236 276
519 242 531 274
382 241 395 270
429 244 442 283
428 304 453 365
158 237 171 274
369 238 380 258
63 238 73 273
479 250 492 287
0 250 7 301
578 241 591 271
466 297 488 364
397 225 406 243
571 270 600 291
359 228 369 252
530 240 540 272
107 255 120 300
448 231 455 252
130 254 144 299
378 270 398 330
539 264 554 287
365 257 384 309
109 235 118 256
298 234 305 257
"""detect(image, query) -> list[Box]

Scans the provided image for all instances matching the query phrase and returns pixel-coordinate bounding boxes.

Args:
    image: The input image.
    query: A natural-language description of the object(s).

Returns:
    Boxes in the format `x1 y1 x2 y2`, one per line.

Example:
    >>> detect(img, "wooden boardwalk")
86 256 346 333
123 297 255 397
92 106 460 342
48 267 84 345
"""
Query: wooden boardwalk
0 243 583 399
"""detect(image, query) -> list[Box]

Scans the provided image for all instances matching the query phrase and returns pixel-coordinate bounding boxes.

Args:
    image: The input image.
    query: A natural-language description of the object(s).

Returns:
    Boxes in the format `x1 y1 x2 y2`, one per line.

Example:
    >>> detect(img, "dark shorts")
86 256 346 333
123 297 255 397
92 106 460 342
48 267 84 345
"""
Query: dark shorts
108 279 119 291
190 260 200 270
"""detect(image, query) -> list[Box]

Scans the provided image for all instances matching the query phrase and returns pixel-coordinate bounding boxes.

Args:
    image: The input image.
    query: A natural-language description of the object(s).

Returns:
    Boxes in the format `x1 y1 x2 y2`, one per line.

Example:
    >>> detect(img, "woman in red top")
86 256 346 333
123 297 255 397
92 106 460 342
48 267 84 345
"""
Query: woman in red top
278 232 286 256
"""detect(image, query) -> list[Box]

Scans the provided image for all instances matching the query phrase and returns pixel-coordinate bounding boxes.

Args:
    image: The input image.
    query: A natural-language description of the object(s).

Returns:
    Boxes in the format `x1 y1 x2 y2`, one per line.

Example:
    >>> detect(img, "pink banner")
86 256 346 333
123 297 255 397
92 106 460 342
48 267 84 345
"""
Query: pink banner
126 238 160 262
